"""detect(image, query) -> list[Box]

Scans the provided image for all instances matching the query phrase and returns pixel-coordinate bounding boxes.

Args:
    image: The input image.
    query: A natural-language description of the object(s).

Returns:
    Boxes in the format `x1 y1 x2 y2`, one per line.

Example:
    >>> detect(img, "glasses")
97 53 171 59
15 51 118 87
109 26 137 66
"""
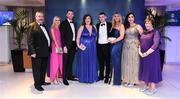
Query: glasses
55 20 60 21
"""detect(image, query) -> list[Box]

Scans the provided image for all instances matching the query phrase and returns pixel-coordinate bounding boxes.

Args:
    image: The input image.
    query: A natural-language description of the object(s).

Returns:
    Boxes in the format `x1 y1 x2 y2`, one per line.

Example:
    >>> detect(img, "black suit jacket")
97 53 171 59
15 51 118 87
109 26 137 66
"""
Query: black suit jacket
96 22 112 43
27 22 51 57
60 19 77 49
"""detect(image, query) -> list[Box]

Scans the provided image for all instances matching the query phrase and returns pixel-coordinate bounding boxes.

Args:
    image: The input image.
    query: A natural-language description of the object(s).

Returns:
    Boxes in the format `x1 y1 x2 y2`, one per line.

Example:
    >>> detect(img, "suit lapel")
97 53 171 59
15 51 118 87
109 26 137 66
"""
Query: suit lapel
35 22 51 43
97 23 100 32
66 20 74 34
96 23 100 43
34 22 44 34
66 19 77 39
106 22 111 34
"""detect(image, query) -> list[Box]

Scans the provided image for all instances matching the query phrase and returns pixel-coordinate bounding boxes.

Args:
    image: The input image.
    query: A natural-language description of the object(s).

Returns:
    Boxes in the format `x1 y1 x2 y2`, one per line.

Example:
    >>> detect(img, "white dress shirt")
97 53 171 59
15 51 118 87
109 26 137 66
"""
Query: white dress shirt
67 19 76 41
98 22 108 44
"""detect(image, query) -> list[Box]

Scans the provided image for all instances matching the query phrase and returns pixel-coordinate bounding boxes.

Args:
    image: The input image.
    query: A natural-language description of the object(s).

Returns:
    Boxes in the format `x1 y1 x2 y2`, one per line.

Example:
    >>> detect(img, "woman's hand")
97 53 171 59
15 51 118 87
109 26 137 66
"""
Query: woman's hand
78 43 86 51
56 47 63 54
108 37 116 44
59 47 63 54
138 47 147 57
138 47 144 57
142 53 148 57
143 48 154 57
110 40 117 44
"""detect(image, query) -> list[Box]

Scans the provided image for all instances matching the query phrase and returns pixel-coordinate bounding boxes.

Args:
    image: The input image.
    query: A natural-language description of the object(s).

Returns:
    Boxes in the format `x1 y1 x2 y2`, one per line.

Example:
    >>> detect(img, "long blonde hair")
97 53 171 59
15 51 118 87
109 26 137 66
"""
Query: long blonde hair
111 12 122 30
51 16 61 28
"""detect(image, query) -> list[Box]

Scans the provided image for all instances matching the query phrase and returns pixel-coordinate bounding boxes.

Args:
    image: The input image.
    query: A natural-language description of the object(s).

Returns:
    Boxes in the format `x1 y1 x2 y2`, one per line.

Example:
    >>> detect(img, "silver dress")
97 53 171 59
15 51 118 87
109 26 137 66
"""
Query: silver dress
121 25 140 84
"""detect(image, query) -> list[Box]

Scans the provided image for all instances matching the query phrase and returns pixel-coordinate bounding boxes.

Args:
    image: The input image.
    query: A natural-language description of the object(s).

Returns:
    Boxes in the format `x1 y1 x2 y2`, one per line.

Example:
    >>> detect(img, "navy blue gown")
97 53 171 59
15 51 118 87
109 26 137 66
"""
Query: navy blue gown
76 26 98 83
109 28 123 85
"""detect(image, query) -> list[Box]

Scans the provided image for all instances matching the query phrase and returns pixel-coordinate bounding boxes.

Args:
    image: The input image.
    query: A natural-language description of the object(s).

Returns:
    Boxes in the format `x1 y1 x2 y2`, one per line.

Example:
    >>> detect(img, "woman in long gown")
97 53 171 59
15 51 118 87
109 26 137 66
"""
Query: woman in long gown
76 14 98 83
50 16 63 84
139 17 162 95
121 12 143 87
108 12 125 85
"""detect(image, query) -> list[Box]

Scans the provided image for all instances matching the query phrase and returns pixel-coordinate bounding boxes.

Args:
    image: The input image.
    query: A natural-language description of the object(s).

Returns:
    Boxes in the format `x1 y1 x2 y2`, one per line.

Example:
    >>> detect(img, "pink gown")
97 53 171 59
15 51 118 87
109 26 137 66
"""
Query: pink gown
50 27 63 81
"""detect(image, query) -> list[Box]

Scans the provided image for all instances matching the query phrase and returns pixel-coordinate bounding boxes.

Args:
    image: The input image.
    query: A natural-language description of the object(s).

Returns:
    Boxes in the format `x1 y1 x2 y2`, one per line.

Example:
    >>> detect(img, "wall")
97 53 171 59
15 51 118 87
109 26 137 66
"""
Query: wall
0 6 7 10
165 26 180 64
0 6 10 63
0 26 12 63
8 7 45 50
0 6 44 63
165 5 180 64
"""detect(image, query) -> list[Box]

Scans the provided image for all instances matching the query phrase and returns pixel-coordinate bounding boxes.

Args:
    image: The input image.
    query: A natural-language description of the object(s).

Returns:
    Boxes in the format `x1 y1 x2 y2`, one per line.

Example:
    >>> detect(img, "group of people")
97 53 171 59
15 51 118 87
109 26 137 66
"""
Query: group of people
27 9 162 96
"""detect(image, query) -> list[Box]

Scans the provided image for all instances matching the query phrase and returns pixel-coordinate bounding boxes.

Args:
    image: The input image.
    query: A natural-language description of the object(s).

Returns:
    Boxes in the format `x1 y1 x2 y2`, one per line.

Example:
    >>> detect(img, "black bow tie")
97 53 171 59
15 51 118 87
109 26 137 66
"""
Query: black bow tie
70 21 74 23
40 24 45 27
101 23 105 26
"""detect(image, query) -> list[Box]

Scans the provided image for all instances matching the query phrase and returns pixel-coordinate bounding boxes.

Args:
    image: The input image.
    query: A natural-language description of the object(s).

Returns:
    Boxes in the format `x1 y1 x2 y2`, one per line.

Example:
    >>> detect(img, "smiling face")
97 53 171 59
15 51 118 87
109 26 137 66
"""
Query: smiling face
113 13 121 24
128 14 135 24
115 14 120 22
66 10 74 20
35 12 44 24
111 12 122 27
54 17 61 26
85 16 91 25
145 20 153 31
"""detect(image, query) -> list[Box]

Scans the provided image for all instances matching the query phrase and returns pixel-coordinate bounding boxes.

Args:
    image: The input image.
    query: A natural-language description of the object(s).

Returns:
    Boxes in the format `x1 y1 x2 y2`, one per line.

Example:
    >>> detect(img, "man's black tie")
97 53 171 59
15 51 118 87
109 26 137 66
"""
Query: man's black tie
40 24 45 27
101 23 105 26
70 21 74 23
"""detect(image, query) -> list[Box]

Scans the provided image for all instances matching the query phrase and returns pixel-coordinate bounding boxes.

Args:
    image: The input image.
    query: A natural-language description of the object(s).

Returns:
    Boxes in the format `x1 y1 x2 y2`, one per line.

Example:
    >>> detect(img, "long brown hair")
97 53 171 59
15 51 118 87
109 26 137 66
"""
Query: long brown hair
81 14 93 26
124 12 135 29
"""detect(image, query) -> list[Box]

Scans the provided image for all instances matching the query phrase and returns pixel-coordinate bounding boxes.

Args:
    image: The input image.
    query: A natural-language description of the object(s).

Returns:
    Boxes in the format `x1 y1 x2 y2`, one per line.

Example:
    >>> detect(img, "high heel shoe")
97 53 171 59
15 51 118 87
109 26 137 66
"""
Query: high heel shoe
51 81 56 85
55 78 62 84
57 80 62 84
128 83 134 87
124 83 129 87
145 88 157 95
139 86 149 92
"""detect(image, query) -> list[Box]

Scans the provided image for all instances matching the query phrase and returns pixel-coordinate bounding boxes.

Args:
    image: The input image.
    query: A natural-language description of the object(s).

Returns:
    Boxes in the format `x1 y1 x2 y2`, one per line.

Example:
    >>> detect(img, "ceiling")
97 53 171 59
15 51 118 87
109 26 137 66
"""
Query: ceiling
0 0 180 7
0 0 44 6
145 0 180 6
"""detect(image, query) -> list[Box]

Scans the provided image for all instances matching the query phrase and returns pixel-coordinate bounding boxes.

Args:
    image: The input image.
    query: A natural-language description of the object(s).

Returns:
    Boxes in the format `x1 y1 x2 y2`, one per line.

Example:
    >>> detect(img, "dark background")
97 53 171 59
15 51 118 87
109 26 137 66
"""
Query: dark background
45 0 145 28
166 11 180 26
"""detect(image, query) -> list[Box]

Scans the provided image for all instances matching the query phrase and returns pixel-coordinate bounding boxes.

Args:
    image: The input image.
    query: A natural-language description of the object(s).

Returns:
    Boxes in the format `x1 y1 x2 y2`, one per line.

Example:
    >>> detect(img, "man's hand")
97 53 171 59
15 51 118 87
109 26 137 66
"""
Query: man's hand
63 46 68 53
31 54 36 58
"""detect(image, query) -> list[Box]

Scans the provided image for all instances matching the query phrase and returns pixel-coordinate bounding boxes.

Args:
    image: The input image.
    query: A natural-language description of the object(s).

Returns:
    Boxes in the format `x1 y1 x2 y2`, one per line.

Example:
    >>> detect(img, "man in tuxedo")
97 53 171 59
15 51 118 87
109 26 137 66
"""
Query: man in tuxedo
96 12 112 83
60 9 77 85
28 11 51 91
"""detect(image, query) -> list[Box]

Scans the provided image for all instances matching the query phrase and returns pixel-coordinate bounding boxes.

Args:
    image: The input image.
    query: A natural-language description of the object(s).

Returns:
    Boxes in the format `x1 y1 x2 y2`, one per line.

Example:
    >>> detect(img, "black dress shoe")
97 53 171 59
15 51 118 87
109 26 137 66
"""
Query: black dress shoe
98 77 104 81
35 86 44 91
67 77 78 81
41 82 51 85
63 79 69 86
104 78 109 83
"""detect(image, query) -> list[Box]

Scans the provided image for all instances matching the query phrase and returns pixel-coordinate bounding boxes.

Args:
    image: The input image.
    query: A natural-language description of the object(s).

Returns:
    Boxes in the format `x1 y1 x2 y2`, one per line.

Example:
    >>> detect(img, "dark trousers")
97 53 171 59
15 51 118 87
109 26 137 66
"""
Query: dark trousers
46 56 50 77
32 57 48 87
160 50 165 71
97 43 110 79
63 41 76 80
